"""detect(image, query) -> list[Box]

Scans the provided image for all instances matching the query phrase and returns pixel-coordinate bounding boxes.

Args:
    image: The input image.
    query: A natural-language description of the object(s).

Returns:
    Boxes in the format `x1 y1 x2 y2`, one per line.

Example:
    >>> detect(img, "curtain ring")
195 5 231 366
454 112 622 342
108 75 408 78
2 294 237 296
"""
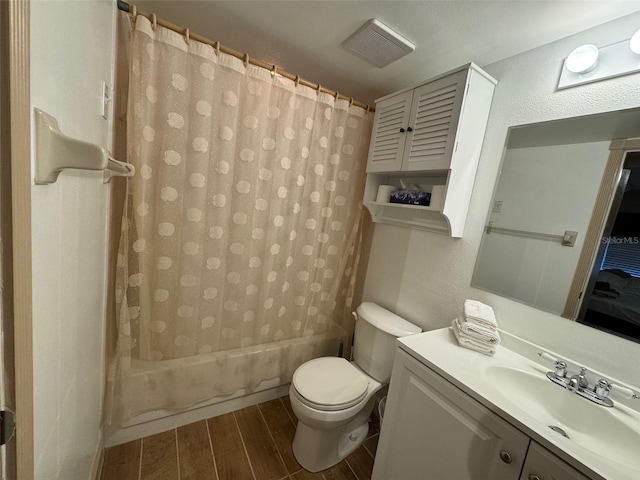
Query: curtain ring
151 13 157 30
184 28 190 45
244 53 250 67
316 84 322 93
215 41 221 56
271 65 277 77
349 97 354 107
365 105 370 113
334 90 340 100
294 75 300 87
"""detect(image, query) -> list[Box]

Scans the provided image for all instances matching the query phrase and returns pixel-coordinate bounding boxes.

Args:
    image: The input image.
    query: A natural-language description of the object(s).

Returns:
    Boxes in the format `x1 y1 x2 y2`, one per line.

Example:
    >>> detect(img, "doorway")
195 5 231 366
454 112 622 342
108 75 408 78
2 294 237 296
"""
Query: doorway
578 152 640 341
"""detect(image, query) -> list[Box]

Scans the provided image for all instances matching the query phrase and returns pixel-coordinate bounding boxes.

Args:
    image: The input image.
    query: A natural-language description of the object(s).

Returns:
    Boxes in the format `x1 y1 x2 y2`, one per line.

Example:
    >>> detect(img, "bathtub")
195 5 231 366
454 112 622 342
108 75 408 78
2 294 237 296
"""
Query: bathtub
105 325 349 446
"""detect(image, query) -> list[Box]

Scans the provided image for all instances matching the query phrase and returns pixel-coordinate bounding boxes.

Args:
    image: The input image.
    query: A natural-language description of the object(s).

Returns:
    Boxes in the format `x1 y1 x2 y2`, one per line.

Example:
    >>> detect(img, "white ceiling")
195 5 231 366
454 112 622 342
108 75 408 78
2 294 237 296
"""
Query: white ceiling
135 1 640 105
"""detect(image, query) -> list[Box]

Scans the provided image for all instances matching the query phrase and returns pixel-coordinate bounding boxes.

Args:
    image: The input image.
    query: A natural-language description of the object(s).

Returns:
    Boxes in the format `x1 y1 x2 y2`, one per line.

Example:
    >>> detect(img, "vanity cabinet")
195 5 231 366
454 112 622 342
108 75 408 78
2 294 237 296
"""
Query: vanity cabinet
520 442 590 480
373 349 593 480
372 349 529 479
363 63 497 236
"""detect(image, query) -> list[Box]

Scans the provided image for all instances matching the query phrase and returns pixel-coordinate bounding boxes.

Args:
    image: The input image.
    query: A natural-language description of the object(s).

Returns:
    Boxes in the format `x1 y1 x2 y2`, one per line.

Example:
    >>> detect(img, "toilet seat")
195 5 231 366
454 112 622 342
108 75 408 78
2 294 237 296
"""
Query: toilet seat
292 357 369 411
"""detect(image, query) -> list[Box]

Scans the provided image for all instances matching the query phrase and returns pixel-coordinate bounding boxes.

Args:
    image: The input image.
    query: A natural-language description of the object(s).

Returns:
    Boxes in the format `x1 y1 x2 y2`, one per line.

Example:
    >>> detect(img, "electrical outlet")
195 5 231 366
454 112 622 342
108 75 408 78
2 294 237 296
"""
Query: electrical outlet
493 201 503 213
101 81 111 120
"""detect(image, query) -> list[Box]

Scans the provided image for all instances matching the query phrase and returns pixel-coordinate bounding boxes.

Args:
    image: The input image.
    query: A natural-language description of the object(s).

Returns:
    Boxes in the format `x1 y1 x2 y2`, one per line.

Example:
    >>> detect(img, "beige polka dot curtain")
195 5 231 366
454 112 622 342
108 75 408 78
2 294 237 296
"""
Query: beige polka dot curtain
108 15 373 422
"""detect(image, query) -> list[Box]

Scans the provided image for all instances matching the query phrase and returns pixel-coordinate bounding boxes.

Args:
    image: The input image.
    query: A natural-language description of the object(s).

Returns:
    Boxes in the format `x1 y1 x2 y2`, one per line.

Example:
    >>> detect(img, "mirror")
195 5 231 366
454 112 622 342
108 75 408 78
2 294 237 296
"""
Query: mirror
472 108 640 342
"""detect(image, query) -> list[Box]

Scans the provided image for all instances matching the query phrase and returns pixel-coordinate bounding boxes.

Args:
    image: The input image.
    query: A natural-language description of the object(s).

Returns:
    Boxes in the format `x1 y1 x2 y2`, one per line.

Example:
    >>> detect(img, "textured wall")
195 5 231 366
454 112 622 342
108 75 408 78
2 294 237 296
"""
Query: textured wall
30 1 116 478
363 11 640 387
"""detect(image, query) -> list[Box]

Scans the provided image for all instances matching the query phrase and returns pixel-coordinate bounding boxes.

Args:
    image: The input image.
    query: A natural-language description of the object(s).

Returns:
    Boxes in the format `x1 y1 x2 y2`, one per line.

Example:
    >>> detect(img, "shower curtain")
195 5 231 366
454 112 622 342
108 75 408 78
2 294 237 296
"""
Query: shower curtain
107 15 373 423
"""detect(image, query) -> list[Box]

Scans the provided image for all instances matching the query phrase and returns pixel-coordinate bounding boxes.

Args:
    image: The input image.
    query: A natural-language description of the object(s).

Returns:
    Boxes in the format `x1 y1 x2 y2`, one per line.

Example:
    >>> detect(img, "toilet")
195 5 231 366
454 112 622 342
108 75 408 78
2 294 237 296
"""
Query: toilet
289 302 421 472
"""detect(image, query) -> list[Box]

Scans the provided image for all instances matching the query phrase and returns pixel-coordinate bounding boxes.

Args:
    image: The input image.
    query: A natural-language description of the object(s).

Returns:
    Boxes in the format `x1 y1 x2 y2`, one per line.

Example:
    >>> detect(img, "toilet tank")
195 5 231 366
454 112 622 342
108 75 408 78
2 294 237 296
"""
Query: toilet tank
353 302 421 383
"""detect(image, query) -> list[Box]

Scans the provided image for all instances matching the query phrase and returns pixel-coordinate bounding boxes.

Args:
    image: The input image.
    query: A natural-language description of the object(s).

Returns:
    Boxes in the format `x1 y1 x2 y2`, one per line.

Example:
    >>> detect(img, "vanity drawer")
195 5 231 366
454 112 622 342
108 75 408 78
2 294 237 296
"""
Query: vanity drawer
520 442 590 480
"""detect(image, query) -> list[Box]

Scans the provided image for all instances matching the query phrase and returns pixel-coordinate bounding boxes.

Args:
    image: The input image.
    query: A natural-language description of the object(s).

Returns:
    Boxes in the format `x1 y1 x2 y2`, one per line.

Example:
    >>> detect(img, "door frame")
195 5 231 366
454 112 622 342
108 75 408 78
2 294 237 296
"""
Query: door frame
4 0 34 478
563 138 640 320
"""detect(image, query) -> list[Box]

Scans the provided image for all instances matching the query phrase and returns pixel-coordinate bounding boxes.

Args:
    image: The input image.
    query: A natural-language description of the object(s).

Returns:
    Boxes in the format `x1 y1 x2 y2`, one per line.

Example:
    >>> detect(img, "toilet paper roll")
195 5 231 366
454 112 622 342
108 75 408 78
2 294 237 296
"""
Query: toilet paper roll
376 185 395 203
429 185 446 209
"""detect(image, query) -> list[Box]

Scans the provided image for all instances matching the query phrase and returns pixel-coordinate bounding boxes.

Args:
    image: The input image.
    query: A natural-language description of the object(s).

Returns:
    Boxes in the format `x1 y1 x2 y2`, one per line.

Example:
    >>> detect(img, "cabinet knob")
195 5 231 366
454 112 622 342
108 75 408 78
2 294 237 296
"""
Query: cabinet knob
528 476 541 480
499 450 512 464
399 127 405 133
407 126 413 132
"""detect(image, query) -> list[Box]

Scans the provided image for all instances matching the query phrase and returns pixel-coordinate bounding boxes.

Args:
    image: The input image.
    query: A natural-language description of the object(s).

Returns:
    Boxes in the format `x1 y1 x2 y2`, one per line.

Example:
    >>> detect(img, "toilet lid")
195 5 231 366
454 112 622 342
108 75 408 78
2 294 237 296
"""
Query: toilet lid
293 357 369 410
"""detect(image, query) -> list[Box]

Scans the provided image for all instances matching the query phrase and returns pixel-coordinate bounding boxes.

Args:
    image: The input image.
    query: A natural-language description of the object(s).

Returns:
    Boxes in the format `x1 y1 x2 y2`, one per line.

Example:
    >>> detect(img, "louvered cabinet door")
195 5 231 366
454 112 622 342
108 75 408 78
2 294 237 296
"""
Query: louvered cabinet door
403 69 468 171
366 90 413 173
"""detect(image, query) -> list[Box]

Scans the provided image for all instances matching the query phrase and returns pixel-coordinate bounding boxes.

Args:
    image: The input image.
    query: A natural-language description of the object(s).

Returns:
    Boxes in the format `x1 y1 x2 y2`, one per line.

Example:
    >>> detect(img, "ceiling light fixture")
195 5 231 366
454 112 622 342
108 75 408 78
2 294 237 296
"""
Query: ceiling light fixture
565 44 599 73
558 29 640 89
630 28 640 55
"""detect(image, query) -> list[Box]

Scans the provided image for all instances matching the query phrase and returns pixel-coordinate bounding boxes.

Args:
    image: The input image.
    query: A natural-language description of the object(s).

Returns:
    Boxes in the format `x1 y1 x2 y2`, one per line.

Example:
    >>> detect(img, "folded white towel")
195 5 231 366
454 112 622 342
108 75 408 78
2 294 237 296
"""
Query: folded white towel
464 299 498 329
455 317 501 345
451 320 495 356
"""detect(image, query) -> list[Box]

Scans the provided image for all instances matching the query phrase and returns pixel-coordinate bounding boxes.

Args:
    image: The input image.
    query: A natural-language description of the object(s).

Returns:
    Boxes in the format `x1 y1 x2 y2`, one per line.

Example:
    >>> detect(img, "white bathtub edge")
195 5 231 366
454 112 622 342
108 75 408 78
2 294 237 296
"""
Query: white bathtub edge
104 382 290 447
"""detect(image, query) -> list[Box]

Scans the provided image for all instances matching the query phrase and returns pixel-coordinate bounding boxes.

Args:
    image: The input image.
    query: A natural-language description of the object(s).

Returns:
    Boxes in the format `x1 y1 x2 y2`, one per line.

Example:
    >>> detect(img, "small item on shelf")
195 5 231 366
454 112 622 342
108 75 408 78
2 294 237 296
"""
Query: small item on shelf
376 185 396 203
390 189 432 206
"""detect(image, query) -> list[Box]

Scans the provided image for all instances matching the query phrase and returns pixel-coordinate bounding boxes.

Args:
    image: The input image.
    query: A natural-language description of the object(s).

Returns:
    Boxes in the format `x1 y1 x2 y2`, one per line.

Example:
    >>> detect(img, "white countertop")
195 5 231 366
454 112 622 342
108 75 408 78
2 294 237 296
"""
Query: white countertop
397 327 640 480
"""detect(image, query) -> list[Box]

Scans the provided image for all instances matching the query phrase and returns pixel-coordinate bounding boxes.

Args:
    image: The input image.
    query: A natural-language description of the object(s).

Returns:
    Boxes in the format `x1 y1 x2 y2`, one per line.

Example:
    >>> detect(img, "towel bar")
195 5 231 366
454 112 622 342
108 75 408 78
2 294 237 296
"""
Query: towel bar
485 222 578 247
34 108 135 184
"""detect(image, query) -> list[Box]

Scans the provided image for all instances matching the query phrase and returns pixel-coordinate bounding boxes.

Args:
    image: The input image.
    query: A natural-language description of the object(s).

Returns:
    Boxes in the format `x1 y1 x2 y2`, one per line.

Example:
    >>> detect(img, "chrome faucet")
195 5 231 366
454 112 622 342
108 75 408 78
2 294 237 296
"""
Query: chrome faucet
567 367 589 392
559 366 614 407
538 351 639 408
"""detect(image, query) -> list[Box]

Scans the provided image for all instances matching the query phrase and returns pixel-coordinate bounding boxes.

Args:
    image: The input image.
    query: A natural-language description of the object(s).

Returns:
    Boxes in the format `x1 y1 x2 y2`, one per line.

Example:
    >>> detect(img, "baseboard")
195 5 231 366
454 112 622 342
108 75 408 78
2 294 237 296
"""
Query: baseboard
90 431 105 480
105 383 290 447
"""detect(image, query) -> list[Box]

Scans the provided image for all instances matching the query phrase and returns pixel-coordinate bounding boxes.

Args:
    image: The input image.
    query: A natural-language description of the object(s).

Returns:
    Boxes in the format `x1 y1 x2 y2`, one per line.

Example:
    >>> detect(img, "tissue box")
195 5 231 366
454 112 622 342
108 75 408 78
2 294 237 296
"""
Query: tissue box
389 190 431 206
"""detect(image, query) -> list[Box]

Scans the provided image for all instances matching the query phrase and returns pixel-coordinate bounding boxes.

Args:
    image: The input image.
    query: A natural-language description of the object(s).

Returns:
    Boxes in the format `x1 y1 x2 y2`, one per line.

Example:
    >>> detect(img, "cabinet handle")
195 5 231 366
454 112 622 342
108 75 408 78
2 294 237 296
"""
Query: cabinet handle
407 126 413 132
499 450 512 464
528 476 541 480
399 127 405 133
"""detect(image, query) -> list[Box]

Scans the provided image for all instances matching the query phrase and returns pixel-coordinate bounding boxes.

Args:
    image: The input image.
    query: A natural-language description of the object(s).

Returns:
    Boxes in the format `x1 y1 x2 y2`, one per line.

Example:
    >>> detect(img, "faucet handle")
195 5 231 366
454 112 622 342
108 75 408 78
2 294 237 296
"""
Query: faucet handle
610 383 640 400
554 361 567 378
595 379 612 399
538 351 558 363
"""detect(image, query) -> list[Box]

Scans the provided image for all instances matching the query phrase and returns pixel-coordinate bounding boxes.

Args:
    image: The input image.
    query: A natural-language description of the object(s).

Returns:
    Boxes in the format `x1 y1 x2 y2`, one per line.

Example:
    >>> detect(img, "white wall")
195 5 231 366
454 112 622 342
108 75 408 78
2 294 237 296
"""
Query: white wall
30 1 116 478
473 141 608 314
363 11 640 387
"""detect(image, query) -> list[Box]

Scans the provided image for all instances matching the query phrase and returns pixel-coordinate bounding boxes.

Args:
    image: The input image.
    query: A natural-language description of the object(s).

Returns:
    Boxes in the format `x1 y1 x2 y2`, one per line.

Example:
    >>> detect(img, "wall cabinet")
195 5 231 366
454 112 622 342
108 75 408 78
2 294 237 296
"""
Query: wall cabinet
372 350 592 480
364 63 497 237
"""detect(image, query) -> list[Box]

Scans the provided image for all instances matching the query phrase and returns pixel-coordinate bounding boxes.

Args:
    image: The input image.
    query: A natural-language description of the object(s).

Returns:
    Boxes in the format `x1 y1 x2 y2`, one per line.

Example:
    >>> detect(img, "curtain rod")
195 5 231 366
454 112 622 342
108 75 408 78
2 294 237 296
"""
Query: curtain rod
116 0 374 112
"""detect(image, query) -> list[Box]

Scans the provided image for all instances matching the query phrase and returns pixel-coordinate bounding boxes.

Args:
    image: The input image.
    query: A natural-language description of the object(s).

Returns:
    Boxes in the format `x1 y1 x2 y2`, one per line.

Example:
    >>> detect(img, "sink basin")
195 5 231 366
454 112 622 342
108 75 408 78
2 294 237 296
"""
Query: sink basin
485 365 640 470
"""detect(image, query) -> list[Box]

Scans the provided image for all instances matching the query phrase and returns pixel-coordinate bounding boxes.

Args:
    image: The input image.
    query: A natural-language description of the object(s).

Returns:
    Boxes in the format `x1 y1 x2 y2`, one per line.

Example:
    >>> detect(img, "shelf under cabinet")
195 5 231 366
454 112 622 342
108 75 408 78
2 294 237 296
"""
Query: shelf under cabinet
367 201 440 212
364 201 450 235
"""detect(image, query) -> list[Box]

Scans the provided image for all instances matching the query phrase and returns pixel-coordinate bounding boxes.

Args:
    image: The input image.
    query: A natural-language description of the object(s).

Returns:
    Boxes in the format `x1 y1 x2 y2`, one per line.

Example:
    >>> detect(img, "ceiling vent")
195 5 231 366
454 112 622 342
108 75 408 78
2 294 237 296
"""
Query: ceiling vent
342 19 415 68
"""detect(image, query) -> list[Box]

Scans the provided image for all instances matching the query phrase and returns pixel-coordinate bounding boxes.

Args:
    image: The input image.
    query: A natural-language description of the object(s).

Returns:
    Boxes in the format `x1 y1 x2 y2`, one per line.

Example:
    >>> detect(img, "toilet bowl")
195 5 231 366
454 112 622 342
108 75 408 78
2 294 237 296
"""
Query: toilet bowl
289 302 421 472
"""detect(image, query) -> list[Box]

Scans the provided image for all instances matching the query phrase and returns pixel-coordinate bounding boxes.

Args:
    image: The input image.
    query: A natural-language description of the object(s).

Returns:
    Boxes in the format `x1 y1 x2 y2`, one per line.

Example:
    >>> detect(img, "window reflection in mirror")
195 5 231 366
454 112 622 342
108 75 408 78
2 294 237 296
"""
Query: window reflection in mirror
472 108 640 343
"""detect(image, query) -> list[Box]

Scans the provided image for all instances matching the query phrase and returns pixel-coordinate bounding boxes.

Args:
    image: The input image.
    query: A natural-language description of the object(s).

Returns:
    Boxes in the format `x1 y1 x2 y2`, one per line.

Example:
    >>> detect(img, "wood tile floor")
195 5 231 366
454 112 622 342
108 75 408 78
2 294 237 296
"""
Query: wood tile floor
100 395 380 480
